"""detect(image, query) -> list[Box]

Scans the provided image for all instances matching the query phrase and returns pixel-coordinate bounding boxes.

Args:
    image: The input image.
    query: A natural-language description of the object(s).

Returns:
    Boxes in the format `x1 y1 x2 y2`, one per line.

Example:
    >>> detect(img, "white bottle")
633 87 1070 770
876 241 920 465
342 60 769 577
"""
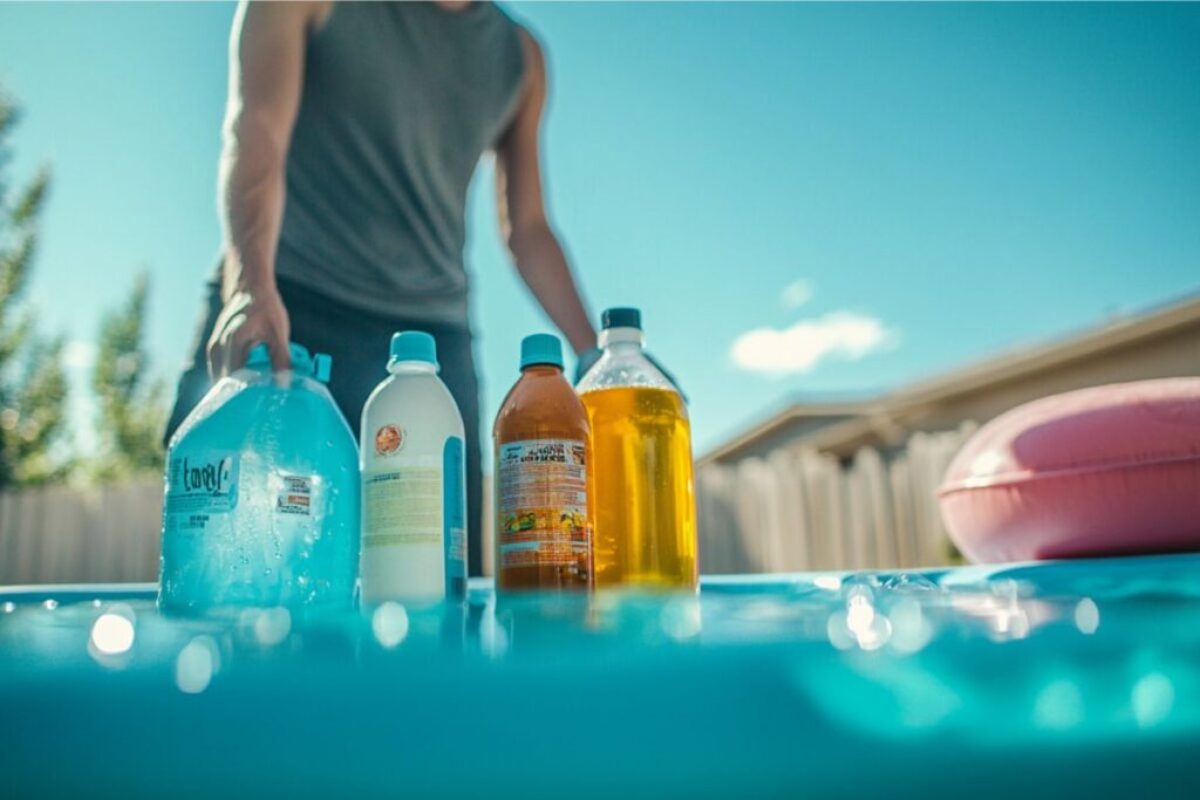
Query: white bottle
360 331 467 604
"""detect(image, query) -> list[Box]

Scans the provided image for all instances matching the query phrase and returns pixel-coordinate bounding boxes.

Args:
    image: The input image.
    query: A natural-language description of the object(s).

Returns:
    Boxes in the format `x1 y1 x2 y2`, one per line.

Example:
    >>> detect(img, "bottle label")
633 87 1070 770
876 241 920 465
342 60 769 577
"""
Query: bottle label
363 462 442 548
164 451 239 534
496 439 589 571
443 437 466 585
374 424 405 457
274 474 313 516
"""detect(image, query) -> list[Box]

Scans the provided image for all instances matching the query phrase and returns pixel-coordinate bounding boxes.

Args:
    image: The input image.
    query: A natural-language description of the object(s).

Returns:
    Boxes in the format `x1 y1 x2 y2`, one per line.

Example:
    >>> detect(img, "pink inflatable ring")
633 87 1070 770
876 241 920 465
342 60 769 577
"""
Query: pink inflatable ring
939 378 1200 564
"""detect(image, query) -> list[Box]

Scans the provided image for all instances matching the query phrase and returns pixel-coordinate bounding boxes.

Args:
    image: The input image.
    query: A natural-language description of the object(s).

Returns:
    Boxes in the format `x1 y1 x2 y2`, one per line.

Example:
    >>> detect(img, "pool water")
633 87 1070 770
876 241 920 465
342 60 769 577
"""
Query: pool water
2 554 1199 798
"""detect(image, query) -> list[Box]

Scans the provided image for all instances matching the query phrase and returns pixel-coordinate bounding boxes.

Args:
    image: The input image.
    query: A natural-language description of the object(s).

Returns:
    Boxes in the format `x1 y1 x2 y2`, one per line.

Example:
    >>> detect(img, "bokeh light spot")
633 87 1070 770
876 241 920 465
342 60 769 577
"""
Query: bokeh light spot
813 575 842 592
1132 672 1174 729
660 599 702 641
888 598 933 654
372 602 410 649
90 613 135 656
1073 598 1100 635
176 636 220 694
253 607 291 646
1033 679 1083 730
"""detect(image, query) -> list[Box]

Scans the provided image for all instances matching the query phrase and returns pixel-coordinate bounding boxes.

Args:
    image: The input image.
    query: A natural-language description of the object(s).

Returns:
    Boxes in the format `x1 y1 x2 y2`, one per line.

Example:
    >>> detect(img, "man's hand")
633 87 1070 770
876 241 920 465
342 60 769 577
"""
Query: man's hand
206 283 291 378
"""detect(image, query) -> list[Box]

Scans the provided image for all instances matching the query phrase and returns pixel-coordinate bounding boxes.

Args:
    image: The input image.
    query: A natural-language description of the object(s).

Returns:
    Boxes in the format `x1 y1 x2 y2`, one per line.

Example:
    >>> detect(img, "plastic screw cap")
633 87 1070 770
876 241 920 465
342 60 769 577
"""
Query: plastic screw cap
246 344 272 369
246 342 311 373
287 343 314 374
390 331 438 367
520 333 564 369
314 354 332 383
601 307 642 330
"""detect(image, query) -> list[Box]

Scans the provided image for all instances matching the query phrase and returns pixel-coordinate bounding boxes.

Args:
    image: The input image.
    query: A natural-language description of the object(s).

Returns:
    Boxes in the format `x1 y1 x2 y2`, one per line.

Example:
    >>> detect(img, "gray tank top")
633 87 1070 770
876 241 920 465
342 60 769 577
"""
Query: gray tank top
275 2 525 325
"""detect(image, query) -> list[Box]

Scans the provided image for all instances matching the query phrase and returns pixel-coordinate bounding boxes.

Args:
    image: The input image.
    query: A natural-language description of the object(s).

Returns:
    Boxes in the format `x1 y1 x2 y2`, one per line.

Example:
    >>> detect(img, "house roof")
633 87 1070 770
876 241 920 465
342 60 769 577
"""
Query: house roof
700 291 1200 465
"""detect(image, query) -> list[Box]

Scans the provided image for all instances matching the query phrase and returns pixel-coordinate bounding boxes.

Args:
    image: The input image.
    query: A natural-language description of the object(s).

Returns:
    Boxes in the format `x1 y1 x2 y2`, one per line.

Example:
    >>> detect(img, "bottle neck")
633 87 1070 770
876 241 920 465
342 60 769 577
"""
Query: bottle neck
599 326 644 350
520 364 563 378
388 360 439 375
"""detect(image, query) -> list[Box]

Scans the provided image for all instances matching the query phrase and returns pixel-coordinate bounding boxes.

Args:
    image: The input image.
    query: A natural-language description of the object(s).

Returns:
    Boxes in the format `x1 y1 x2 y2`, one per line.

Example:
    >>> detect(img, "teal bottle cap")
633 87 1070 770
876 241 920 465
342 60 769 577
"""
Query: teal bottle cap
246 342 328 381
520 333 564 370
245 343 271 370
390 331 438 368
313 353 332 383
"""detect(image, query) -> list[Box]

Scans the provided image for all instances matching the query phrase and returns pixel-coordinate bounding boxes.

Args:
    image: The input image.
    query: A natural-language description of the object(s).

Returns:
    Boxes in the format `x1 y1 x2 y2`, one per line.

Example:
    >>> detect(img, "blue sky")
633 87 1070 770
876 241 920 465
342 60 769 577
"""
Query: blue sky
1 2 1197 456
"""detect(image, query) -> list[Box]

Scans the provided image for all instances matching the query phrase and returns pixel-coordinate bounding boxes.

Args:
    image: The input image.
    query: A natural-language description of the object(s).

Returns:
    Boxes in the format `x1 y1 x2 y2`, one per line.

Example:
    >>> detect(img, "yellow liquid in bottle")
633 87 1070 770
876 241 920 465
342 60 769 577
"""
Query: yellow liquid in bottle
581 386 698 589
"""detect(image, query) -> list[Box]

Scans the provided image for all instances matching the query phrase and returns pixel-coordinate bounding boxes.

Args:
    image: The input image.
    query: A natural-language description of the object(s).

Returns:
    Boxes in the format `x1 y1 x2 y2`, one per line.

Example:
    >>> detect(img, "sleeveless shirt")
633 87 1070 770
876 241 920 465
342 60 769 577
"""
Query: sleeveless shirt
275 2 525 325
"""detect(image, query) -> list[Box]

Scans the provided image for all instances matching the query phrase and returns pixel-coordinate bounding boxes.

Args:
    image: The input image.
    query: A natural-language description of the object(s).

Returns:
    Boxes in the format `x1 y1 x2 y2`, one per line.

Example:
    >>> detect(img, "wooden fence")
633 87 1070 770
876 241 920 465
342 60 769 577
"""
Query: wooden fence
0 478 500 586
2 425 973 584
696 423 977 574
0 480 164 585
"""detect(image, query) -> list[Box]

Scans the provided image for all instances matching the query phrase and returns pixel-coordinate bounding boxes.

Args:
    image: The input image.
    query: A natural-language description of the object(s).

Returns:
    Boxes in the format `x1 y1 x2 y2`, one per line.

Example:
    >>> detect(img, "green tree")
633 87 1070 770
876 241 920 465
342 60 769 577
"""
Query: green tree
90 272 167 480
0 87 69 488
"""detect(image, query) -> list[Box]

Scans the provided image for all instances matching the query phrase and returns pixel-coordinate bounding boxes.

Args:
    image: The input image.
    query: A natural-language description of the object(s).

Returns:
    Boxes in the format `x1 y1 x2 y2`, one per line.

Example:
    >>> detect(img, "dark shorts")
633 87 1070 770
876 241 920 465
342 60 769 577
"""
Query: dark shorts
165 275 486 577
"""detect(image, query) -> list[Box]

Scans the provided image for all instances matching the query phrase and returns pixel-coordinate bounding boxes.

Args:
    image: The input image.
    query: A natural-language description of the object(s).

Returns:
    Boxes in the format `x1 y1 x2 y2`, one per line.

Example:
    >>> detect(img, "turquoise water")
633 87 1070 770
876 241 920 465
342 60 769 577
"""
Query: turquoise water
2 554 1199 798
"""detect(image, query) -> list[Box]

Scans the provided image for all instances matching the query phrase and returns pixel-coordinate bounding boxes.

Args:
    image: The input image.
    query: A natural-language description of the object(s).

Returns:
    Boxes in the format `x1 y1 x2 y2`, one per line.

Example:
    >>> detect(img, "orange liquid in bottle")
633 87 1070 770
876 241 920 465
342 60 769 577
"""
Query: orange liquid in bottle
581 386 697 589
493 360 592 592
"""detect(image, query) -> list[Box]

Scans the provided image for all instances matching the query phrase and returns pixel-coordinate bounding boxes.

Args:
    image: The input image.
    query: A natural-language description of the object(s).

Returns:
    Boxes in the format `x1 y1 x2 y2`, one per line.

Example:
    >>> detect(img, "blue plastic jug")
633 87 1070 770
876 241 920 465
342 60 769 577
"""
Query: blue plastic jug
159 343 360 613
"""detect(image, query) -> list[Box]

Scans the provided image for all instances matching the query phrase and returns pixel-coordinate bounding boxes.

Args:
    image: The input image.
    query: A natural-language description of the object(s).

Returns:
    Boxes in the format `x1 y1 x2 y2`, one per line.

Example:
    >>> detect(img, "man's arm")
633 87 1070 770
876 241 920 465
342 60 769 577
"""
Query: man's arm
495 30 597 357
208 1 327 376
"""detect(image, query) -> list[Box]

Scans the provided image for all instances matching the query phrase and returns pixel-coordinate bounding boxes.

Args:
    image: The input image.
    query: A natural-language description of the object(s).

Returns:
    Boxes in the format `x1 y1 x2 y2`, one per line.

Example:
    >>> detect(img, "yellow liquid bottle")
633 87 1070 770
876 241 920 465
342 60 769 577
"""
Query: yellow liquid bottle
578 308 698 589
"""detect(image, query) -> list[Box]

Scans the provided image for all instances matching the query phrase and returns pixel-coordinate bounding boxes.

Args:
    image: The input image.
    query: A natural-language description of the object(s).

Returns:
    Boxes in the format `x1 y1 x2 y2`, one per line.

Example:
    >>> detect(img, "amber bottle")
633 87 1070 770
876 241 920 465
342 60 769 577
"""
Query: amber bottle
493 334 592 591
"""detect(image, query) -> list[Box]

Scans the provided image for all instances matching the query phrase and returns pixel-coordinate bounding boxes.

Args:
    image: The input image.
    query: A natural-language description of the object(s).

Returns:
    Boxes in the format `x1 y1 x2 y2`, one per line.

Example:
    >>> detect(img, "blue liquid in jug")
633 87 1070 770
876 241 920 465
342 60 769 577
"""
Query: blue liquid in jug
159 344 360 613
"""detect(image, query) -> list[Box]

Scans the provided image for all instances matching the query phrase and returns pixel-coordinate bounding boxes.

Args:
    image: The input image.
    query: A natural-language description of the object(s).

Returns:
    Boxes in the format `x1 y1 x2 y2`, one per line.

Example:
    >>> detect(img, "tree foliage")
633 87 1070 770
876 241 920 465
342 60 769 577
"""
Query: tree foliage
89 272 167 480
0 87 69 488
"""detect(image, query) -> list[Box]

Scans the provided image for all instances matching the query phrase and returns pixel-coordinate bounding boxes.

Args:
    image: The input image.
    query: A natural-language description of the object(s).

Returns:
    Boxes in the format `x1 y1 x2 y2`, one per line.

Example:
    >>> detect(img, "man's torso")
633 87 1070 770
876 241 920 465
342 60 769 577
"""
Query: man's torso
275 2 526 325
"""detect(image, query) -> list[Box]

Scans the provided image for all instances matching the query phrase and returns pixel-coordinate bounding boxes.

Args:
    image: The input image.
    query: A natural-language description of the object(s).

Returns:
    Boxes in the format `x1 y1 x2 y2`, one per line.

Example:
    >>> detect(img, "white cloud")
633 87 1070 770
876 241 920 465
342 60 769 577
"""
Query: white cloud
62 339 98 371
780 279 814 309
730 311 897 376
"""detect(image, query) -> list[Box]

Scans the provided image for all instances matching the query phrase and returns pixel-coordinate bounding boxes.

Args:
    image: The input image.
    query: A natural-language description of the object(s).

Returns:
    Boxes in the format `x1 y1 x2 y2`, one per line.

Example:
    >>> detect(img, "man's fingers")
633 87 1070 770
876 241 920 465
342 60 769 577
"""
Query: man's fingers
267 329 291 373
205 324 232 379
230 328 258 375
206 338 224 380
208 312 250 378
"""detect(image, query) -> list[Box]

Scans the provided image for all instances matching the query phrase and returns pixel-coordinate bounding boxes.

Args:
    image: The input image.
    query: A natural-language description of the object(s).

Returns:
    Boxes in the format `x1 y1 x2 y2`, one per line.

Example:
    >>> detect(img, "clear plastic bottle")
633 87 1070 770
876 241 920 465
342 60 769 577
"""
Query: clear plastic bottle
577 308 698 589
360 331 467 604
159 343 360 613
493 334 592 592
